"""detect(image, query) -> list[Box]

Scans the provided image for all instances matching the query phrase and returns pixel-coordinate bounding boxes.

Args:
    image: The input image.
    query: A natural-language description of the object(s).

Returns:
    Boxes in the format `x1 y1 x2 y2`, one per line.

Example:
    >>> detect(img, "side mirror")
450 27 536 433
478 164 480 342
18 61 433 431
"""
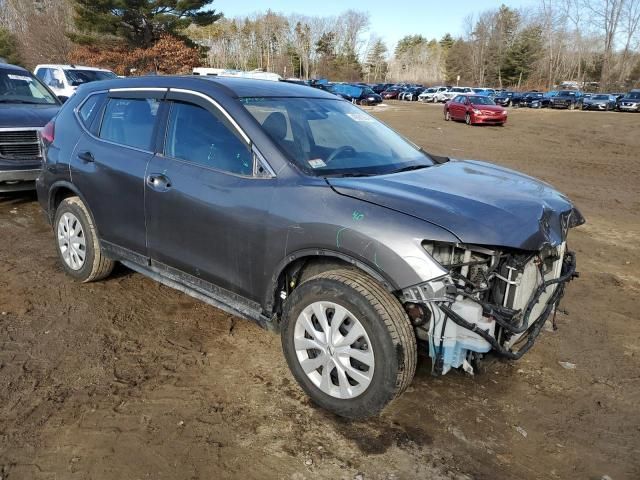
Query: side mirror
57 95 69 104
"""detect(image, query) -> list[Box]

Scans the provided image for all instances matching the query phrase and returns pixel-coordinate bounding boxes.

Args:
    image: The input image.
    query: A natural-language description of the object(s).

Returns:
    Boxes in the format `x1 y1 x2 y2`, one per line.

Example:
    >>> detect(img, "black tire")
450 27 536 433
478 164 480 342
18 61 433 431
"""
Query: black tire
53 196 114 282
465 112 472 125
281 269 417 419
444 109 451 121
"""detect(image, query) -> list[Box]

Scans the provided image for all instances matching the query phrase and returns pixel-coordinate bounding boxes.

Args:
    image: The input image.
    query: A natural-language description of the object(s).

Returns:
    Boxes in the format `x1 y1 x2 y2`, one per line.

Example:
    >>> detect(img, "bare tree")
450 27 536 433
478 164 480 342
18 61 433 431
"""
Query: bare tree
583 0 626 88
618 0 640 81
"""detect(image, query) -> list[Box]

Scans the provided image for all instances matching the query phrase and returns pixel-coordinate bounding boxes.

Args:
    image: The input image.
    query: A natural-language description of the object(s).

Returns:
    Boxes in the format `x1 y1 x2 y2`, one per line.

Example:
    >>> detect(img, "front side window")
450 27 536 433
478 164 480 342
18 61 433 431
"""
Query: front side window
242 97 433 176
99 97 159 150
164 101 252 175
0 69 58 105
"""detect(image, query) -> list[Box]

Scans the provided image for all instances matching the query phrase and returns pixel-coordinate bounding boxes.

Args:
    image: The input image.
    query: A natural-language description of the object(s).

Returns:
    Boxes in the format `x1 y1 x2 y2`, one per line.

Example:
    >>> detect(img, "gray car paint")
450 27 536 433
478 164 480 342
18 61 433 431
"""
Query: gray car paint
37 76 583 320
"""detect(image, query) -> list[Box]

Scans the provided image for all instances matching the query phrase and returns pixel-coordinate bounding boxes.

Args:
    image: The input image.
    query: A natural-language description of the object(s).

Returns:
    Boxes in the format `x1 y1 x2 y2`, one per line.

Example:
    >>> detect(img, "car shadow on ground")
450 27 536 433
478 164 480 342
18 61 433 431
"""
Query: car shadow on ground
0 191 38 205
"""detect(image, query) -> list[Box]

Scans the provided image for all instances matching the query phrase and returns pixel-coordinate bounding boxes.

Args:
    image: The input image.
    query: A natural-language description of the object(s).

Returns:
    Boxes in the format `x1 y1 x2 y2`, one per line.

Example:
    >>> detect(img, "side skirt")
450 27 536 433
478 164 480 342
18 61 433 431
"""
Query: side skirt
102 241 276 332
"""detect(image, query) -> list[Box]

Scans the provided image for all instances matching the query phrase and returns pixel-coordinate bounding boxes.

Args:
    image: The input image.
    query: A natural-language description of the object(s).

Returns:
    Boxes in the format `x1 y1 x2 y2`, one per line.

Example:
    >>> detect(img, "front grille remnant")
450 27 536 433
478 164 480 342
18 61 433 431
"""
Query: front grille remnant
0 130 42 160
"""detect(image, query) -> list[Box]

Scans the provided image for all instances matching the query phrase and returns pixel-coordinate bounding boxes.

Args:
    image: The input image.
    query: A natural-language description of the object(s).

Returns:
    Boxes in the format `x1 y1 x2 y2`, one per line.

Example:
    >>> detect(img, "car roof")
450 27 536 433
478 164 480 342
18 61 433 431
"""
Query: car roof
0 63 31 74
78 75 338 100
35 64 112 71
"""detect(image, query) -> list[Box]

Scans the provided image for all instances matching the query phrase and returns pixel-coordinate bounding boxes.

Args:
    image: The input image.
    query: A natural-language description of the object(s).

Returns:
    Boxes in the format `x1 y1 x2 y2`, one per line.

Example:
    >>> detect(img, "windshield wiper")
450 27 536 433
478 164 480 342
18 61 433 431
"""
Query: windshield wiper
0 99 47 104
325 172 377 178
390 164 430 174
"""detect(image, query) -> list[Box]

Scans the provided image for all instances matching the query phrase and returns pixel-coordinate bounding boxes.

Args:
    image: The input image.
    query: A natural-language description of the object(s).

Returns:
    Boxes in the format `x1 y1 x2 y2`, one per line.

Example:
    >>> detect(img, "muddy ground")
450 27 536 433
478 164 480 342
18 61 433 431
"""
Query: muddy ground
1 103 639 480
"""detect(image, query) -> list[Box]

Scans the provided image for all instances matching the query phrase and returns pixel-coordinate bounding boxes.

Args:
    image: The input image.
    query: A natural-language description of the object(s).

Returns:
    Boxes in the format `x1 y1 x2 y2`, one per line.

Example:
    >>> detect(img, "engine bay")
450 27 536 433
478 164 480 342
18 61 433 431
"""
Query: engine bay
403 242 578 375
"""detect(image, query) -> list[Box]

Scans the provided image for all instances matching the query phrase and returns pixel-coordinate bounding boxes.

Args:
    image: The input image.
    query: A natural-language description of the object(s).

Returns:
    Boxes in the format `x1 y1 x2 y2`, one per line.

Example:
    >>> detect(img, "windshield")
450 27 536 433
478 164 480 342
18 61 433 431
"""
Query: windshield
558 90 576 96
592 95 609 100
241 97 433 176
64 69 117 86
625 92 640 99
468 96 496 105
0 69 58 105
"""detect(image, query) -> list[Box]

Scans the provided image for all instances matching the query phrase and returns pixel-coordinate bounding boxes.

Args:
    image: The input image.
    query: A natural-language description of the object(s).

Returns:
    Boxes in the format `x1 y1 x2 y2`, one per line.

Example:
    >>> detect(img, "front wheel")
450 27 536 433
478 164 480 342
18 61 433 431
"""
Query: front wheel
465 112 473 125
281 269 417 419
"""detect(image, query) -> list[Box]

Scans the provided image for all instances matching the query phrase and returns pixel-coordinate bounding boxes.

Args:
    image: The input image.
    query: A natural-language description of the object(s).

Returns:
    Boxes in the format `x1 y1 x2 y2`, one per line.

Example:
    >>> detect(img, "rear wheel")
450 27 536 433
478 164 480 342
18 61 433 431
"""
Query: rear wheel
281 269 417 419
54 196 114 282
444 109 451 121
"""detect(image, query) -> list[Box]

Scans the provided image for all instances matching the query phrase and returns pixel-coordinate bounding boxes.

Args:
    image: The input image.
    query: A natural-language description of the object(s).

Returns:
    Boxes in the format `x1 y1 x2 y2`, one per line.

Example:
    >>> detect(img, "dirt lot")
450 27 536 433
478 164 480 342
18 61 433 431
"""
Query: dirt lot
1 103 639 480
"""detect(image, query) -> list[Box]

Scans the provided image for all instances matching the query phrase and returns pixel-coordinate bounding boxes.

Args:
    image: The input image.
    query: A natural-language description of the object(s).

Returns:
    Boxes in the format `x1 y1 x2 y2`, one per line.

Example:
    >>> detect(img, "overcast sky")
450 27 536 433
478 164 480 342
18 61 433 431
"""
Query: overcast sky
213 0 539 50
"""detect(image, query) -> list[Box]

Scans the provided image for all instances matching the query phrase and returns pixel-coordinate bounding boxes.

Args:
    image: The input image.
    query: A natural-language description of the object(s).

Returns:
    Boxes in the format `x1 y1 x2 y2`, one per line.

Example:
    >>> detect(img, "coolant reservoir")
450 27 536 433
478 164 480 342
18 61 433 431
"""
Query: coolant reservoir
450 299 496 350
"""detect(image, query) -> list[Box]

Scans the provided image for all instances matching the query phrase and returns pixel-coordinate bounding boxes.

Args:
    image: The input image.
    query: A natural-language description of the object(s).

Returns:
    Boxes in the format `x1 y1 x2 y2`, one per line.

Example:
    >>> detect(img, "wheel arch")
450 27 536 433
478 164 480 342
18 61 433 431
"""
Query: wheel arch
264 249 400 319
48 181 94 225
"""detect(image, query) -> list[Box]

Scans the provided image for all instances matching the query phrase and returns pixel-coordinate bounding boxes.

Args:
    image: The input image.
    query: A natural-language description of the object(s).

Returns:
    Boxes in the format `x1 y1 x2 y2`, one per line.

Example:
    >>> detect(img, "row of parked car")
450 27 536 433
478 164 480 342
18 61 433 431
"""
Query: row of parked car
490 89 640 111
401 84 640 113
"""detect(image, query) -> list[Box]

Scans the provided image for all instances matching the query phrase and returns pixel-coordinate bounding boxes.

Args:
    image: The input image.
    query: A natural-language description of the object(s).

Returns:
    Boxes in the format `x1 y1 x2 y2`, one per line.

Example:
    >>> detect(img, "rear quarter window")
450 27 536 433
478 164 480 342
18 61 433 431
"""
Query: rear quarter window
77 93 106 130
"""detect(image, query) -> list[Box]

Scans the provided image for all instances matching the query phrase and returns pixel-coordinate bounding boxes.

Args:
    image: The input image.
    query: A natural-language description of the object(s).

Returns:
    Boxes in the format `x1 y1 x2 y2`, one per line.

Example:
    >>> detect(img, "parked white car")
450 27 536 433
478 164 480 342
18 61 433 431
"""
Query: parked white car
437 87 474 103
34 64 117 100
419 86 448 103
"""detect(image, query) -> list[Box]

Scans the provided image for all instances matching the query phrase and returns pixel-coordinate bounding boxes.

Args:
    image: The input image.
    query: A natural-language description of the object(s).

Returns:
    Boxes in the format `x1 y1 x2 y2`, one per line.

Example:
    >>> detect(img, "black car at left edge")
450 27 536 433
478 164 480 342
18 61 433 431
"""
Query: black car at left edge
0 63 61 192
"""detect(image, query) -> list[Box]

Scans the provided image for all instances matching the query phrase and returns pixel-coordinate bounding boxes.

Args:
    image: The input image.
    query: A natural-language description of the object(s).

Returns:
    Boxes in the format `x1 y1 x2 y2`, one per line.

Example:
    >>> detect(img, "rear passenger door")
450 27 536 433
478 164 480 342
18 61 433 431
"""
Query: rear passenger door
70 89 165 257
144 90 276 302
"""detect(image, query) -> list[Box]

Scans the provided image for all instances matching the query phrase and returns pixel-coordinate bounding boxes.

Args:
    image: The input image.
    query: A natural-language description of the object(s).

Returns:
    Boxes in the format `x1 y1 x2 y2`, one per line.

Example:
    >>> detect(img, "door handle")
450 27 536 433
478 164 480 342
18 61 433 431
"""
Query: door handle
78 151 94 163
146 173 172 191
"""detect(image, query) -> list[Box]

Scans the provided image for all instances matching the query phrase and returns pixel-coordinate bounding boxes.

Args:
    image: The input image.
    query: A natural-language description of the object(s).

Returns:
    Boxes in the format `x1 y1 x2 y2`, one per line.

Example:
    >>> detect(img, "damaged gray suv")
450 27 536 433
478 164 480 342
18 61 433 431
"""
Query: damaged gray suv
36 76 583 418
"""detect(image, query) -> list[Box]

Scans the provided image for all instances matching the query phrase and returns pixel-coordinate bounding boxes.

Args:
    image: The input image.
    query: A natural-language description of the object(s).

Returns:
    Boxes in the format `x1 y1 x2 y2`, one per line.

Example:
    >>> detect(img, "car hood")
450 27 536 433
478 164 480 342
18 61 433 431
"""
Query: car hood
327 160 584 251
0 104 59 128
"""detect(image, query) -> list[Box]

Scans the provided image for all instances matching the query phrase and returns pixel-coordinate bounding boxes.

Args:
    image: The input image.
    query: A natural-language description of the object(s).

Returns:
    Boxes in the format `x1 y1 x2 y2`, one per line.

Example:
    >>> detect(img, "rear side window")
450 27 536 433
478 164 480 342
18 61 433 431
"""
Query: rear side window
99 97 159 150
77 93 105 129
164 101 252 175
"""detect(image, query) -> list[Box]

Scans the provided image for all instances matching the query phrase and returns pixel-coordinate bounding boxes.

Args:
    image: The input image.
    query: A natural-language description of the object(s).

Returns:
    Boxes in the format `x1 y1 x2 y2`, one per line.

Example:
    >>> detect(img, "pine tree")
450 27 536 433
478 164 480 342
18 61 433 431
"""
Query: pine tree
0 27 21 65
71 0 222 48
366 39 387 82
439 33 454 50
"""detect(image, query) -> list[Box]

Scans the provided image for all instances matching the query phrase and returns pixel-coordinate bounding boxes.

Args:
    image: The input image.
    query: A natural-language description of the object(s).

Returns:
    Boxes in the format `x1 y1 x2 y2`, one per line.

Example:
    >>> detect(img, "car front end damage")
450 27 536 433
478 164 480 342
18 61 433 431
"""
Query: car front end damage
400 235 580 375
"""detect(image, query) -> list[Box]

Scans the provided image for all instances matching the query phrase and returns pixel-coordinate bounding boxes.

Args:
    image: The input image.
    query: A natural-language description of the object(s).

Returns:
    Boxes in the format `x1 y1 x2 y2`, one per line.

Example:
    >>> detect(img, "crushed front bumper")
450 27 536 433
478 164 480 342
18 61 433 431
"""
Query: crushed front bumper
403 247 578 375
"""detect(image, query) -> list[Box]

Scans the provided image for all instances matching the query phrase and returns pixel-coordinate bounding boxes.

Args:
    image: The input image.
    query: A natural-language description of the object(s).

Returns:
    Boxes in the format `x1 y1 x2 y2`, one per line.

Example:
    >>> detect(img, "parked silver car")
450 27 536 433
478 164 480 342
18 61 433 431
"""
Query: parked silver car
581 94 617 111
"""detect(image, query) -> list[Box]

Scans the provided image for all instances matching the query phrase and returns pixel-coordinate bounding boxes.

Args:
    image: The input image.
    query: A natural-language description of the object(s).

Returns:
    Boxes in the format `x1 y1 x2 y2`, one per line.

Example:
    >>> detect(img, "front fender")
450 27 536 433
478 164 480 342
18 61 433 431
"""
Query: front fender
261 182 458 309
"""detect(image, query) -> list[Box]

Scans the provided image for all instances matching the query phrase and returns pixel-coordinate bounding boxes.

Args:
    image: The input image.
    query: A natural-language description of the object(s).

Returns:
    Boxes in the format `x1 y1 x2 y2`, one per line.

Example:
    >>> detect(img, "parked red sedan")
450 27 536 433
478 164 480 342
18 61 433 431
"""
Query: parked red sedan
444 94 507 126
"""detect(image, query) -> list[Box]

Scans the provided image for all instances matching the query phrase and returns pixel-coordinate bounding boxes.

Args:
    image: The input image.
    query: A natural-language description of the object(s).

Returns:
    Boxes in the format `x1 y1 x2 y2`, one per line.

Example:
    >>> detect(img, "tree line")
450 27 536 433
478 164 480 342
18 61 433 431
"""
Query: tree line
0 0 639 90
